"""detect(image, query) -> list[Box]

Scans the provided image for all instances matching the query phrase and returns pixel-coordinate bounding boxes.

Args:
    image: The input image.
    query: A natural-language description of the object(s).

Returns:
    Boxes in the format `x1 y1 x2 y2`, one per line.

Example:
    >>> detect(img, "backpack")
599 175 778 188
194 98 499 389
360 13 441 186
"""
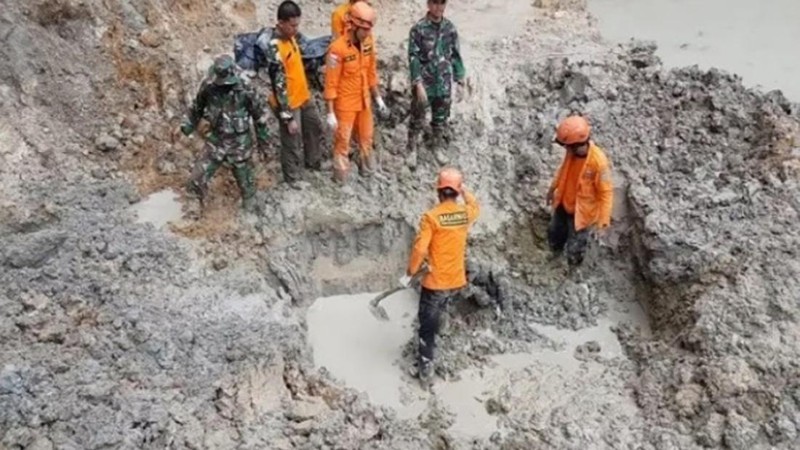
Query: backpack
233 28 268 71
233 28 332 75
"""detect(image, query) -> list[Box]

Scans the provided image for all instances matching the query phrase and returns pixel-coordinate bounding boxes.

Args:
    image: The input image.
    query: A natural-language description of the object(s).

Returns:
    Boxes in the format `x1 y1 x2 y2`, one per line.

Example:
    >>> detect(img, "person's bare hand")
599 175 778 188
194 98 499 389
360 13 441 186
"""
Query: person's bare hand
415 83 428 105
287 119 299 135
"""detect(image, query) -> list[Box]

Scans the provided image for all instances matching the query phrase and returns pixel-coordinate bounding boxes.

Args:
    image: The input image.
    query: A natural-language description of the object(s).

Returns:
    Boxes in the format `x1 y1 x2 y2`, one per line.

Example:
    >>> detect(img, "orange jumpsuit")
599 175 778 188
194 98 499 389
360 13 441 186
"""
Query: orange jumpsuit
331 2 350 38
323 33 378 177
407 191 480 291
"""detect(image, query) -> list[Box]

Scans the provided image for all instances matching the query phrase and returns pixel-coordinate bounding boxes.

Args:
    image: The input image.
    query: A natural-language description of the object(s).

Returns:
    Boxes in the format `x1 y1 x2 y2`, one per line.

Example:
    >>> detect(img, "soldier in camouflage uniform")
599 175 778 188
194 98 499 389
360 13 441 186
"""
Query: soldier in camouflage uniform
407 0 466 166
180 55 269 212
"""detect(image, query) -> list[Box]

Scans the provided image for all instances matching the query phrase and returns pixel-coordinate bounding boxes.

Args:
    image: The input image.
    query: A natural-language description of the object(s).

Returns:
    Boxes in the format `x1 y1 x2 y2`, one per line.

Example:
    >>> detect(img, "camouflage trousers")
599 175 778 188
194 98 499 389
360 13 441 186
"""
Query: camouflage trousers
188 140 255 204
409 95 452 131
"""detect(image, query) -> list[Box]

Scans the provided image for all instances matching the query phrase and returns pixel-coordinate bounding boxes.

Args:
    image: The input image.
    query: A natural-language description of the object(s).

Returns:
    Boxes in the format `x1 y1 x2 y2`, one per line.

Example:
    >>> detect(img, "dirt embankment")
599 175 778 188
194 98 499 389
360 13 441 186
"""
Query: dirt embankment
2 0 800 449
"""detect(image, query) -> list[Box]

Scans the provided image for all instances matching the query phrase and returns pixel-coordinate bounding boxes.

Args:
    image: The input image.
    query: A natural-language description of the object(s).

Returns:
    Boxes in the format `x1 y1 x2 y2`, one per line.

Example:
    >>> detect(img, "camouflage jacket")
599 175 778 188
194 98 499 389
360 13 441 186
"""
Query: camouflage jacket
408 15 465 98
260 29 309 121
184 75 269 148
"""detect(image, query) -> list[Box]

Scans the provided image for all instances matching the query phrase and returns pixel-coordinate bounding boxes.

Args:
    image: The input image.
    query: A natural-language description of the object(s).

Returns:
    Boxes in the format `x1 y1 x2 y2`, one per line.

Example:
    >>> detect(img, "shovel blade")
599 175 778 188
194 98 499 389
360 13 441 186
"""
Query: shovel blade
369 303 390 321
367 286 404 321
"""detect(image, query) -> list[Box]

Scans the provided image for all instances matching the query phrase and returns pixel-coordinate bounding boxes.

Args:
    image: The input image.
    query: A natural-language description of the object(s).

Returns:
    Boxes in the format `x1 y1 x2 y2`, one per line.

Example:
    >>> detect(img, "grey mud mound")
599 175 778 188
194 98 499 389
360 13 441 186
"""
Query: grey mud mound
2 0 800 449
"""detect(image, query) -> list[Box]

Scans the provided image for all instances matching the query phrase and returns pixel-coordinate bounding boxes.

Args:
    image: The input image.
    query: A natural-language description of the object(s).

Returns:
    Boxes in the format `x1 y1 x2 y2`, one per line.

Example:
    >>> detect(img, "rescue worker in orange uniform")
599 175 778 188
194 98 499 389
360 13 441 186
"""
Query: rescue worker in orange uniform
546 115 614 267
406 167 480 385
330 0 370 38
323 2 388 183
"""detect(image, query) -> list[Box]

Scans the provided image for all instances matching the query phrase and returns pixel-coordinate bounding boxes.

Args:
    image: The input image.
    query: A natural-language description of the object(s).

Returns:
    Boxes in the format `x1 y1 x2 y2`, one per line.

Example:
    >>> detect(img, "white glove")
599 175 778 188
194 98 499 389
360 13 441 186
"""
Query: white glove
326 112 338 130
398 275 412 288
375 96 388 116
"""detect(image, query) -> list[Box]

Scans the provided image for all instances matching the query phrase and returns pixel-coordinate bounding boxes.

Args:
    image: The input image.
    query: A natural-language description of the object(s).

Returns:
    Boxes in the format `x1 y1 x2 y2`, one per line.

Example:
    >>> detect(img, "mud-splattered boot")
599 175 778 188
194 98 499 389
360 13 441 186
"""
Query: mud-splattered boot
241 195 259 214
417 356 433 390
186 180 207 219
406 130 422 171
358 153 375 178
431 126 449 165
332 167 348 185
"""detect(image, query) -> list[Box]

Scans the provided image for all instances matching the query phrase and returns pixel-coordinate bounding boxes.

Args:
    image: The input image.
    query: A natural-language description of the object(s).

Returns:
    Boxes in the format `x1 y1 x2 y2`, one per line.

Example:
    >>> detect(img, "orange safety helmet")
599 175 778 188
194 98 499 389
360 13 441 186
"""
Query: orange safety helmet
436 167 463 191
349 1 376 30
555 115 591 145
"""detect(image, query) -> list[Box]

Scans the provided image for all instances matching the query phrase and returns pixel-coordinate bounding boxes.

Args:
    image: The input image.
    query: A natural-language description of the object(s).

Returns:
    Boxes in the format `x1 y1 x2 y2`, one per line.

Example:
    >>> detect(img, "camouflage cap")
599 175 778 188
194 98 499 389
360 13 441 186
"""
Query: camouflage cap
211 54 239 86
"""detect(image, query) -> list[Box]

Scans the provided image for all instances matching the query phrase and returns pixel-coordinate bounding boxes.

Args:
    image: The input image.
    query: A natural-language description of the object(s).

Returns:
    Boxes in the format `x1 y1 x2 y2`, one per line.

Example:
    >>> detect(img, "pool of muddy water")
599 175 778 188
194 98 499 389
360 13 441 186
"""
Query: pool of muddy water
307 287 649 440
131 189 183 229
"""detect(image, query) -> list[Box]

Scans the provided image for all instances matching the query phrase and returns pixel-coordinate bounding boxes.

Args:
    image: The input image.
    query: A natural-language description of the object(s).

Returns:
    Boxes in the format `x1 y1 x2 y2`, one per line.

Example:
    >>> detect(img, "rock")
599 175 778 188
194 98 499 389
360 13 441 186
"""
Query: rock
723 412 759 450
0 84 11 106
20 292 49 311
91 168 108 180
674 383 704 417
765 414 797 444
485 397 509 415
287 397 329 422
290 420 315 436
28 437 54 450
34 322 67 343
95 133 120 152
212 258 228 271
156 158 177 175
3 231 66 269
139 29 163 48
131 135 146 146
233 361 291 420
120 114 140 129
574 340 602 360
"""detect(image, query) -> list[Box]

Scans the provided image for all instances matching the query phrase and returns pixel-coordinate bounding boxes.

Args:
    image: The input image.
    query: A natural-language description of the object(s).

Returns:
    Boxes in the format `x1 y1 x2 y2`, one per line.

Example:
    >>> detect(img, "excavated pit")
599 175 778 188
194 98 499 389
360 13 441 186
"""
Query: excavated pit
307 286 651 442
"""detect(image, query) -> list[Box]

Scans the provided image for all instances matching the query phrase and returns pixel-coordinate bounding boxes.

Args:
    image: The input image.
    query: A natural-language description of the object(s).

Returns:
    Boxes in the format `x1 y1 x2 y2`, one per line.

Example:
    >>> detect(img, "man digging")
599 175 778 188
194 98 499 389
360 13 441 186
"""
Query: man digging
405 167 479 387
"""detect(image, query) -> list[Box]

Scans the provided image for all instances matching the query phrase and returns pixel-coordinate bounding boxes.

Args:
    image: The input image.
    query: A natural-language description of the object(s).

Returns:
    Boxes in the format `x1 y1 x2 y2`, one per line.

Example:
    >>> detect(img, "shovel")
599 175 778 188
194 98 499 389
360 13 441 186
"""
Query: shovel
368 268 427 321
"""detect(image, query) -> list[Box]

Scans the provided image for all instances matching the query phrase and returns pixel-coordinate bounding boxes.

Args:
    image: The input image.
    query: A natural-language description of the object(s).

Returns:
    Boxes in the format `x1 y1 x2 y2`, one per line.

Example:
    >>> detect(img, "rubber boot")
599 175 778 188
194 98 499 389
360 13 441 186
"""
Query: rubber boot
332 167 348 184
417 356 433 389
186 180 207 219
241 195 258 214
431 126 449 165
406 129 422 171
358 153 374 178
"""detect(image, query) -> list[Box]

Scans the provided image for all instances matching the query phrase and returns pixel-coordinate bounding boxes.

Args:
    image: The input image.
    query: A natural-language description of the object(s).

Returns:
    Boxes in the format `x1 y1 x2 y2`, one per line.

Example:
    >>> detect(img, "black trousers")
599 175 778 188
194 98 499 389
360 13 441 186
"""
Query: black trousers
417 287 454 370
548 205 590 267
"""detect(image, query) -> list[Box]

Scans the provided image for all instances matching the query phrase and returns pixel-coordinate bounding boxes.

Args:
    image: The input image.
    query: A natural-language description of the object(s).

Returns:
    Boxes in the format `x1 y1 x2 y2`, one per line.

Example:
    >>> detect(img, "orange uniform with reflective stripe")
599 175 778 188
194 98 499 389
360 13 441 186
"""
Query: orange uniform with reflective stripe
324 33 379 172
550 143 614 230
408 192 480 291
331 2 350 38
269 37 310 110
324 34 378 112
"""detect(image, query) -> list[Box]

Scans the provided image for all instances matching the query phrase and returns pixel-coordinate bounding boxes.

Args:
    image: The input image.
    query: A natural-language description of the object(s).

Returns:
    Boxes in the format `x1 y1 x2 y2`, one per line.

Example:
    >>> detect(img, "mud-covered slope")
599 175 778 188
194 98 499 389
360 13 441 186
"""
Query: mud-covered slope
2 0 800 449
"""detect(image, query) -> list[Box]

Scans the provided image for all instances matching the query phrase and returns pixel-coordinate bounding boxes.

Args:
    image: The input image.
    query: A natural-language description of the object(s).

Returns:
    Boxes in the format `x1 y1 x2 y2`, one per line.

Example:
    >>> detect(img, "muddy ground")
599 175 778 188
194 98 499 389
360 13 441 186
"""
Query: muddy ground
1 0 800 449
